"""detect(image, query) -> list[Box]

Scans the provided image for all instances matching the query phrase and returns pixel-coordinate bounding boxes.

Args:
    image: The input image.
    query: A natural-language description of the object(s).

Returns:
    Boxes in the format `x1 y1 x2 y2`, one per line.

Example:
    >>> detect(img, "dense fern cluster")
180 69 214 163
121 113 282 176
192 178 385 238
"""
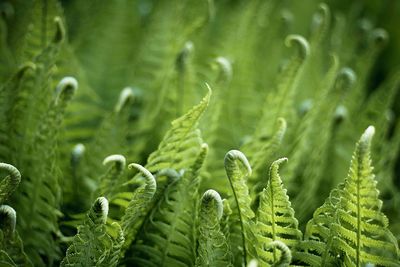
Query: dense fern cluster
0 0 399 266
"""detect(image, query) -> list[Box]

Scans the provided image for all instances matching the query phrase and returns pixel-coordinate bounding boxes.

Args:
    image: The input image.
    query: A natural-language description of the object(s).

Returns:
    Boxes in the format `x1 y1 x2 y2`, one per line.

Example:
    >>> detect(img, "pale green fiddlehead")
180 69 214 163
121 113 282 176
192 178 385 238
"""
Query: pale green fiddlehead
0 163 21 204
265 240 292 267
196 189 232 267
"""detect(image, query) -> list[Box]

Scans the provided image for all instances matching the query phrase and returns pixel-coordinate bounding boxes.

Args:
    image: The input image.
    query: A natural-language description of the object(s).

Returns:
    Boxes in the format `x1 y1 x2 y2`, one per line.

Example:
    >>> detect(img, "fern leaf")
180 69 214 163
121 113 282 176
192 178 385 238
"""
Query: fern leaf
0 205 32 266
145 88 210 173
256 158 301 265
128 143 208 266
294 126 400 266
195 189 232 267
120 163 156 253
15 76 77 264
332 126 399 266
0 163 21 204
250 35 309 144
293 184 344 266
224 150 258 264
61 197 122 267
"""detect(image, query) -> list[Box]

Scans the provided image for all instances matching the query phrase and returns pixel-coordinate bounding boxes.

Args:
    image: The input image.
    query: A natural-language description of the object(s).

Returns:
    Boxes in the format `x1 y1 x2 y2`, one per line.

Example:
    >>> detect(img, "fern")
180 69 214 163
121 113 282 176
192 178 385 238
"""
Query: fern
0 206 31 266
224 150 258 265
120 163 156 253
196 189 232 267
294 126 400 266
1 1 400 266
256 158 301 265
61 197 123 267
128 144 207 266
0 163 21 204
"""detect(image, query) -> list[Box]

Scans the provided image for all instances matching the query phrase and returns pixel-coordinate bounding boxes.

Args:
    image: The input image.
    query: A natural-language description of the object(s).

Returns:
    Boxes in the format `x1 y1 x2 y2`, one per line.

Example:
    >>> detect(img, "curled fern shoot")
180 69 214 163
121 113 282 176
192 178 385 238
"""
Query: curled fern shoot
214 57 232 83
196 189 232 267
120 163 156 253
284 35 310 60
265 240 292 267
224 150 257 264
0 205 16 237
114 87 134 113
0 163 21 204
54 76 78 106
61 197 122 266
103 154 126 170
99 154 126 197
0 205 32 266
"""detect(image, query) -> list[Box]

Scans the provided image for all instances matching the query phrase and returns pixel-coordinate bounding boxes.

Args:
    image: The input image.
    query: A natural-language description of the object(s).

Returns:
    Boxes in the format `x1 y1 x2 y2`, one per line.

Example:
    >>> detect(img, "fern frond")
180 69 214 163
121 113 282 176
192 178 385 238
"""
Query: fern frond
128 143 207 266
61 197 122 267
224 150 258 264
15 76 77 264
120 163 156 253
294 126 399 266
0 163 21 204
332 126 399 266
195 189 232 267
252 35 309 143
256 158 301 265
145 88 210 173
0 205 32 266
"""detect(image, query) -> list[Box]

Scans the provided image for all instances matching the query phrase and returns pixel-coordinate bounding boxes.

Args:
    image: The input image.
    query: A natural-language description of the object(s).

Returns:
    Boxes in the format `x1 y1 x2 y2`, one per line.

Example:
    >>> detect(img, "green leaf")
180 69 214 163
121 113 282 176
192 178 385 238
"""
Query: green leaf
224 150 258 265
332 126 399 266
196 189 232 267
120 163 156 254
129 144 208 267
256 158 301 266
61 197 123 267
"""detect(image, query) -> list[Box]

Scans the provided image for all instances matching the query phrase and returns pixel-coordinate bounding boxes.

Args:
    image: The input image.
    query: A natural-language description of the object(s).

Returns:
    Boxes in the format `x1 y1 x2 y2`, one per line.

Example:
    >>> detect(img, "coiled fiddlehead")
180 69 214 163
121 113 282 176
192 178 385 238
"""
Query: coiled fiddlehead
0 163 21 204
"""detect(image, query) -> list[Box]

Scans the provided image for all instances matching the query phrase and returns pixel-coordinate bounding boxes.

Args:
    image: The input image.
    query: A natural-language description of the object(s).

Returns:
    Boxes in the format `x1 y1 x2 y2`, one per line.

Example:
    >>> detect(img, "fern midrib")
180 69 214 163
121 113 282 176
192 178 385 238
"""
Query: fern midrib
356 155 362 267
269 179 277 262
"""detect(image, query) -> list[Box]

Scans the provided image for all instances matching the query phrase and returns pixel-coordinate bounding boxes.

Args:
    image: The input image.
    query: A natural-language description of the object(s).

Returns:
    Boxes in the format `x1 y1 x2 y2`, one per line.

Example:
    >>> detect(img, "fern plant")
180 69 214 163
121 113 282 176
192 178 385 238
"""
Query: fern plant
0 0 399 266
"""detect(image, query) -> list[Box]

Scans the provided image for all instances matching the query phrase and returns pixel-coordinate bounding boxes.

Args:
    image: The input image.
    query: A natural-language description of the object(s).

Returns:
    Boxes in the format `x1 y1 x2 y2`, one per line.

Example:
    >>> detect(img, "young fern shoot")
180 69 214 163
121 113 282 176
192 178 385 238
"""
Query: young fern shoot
196 189 232 267
224 150 258 265
0 163 21 204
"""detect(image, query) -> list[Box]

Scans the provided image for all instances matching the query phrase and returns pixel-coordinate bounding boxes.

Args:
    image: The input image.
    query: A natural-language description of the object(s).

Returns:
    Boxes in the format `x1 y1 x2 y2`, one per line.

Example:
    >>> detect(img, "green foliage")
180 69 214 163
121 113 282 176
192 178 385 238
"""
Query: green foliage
256 158 302 265
0 0 399 266
61 197 124 267
196 189 232 267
